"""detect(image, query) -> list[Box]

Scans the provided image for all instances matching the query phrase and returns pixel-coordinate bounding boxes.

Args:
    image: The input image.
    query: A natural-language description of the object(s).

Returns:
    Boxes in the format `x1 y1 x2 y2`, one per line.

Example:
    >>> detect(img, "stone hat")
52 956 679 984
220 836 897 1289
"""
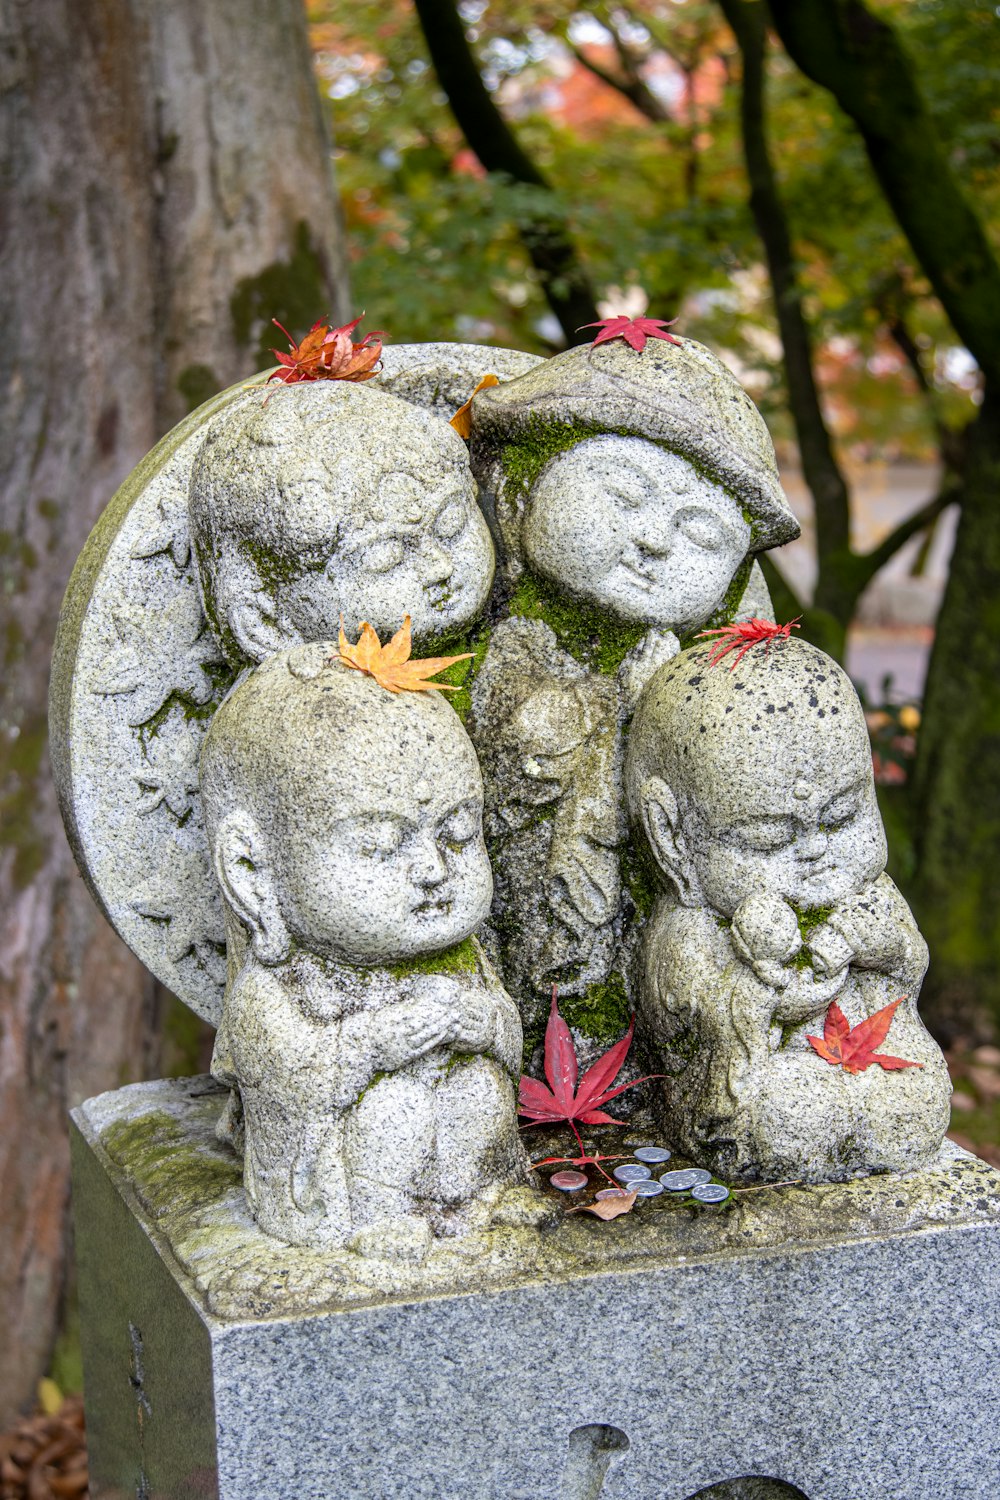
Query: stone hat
468 336 799 550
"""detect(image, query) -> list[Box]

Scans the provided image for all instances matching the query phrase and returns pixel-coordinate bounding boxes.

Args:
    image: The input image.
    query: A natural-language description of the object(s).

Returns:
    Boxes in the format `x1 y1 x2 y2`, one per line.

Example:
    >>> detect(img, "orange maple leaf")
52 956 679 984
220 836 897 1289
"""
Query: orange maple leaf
335 615 472 695
806 998 923 1075
449 373 500 439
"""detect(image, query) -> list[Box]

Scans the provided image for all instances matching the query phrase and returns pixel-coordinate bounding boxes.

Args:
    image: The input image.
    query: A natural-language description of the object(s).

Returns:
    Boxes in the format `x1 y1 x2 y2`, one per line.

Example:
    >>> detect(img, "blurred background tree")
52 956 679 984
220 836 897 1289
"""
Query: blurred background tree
0 0 349 1427
311 0 999 1037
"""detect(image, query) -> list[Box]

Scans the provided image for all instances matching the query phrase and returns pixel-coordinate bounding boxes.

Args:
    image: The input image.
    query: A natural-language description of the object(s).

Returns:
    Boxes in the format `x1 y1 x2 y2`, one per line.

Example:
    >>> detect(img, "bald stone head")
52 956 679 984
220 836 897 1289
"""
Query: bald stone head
189 381 494 666
626 638 886 915
200 644 493 965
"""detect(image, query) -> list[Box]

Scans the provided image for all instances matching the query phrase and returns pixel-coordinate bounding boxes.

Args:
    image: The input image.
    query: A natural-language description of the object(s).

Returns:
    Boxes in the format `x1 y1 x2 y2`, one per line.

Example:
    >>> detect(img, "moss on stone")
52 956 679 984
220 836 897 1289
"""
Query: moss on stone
507 571 646 676
554 971 631 1046
230 221 331 370
387 936 480 980
101 1110 242 1219
792 903 835 939
621 835 661 920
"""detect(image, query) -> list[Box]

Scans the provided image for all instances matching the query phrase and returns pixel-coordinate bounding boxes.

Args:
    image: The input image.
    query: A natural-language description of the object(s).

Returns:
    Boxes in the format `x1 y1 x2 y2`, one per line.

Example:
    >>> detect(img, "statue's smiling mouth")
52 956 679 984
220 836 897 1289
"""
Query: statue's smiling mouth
617 557 659 590
412 895 453 916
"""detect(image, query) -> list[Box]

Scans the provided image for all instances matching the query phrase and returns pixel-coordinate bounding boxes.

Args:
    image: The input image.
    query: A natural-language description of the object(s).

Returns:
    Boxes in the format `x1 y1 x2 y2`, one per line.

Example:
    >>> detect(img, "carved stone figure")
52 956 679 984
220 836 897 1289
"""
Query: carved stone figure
189 380 495 666
50 343 536 1020
625 635 952 1183
199 642 528 1254
465 336 800 1054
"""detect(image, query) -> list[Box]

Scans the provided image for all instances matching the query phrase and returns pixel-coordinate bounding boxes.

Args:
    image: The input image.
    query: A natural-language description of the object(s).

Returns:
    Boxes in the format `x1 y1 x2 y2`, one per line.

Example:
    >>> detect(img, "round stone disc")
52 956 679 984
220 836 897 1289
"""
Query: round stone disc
50 345 541 1022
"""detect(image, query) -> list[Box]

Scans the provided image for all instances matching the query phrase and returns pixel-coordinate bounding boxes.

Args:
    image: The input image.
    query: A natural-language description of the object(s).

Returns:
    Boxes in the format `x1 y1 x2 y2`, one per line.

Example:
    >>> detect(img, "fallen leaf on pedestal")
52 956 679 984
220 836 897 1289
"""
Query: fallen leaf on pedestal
568 1190 638 1220
334 615 472 695
807 998 923 1075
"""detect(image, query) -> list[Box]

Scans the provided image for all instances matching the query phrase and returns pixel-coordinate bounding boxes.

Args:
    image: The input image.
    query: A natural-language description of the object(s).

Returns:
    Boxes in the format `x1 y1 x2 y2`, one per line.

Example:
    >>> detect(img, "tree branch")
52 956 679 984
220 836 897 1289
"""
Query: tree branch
718 0 852 569
854 481 960 590
411 0 598 343
563 35 669 123
767 0 1000 387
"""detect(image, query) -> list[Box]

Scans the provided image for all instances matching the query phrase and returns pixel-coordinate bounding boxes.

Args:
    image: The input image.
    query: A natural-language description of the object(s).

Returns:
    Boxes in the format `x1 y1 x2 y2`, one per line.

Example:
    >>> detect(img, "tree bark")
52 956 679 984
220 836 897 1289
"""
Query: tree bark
0 0 348 1424
766 0 1000 1033
718 0 853 656
412 0 599 344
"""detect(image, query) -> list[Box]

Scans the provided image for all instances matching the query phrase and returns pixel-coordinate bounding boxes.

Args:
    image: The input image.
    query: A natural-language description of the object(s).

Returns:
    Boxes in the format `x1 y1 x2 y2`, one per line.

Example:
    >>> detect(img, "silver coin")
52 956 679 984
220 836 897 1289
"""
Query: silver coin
659 1168 710 1191
595 1187 631 1200
550 1170 589 1192
691 1182 730 1204
613 1163 652 1184
633 1146 672 1164
630 1179 665 1197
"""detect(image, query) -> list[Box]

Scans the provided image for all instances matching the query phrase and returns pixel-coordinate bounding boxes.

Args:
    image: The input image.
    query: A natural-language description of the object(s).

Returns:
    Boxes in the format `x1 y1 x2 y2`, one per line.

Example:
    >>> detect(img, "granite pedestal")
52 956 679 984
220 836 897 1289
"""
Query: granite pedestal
71 1077 1000 1500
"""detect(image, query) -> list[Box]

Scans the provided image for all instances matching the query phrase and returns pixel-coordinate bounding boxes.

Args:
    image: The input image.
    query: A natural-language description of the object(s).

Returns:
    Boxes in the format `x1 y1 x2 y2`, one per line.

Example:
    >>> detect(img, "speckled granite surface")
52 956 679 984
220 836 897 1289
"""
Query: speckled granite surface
73 1078 1000 1499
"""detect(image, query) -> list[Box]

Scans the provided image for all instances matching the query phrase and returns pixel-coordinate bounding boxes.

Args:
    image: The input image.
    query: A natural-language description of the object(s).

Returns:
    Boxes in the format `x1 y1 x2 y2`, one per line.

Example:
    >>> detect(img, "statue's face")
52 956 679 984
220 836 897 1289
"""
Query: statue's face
275 453 495 643
676 701 886 915
521 436 751 629
273 706 493 964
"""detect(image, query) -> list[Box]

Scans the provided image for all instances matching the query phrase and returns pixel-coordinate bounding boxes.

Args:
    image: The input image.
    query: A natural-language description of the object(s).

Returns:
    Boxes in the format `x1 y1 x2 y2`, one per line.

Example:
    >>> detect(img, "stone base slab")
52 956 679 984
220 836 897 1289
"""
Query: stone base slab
71 1077 1000 1500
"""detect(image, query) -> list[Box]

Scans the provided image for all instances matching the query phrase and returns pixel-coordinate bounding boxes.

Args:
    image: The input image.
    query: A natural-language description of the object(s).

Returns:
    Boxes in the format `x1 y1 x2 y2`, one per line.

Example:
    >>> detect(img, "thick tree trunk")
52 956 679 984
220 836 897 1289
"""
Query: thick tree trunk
910 391 1000 1039
0 0 348 1425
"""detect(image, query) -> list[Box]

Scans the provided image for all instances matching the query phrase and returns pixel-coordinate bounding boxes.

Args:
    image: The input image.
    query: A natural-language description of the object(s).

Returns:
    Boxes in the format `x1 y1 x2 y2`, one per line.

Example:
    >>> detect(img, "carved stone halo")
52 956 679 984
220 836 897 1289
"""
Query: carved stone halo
50 344 541 1023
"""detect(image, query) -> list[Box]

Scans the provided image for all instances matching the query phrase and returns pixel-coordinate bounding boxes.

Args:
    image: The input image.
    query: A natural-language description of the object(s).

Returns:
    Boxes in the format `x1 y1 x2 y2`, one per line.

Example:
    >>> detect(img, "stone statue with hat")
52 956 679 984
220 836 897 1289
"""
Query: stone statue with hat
462 327 800 1064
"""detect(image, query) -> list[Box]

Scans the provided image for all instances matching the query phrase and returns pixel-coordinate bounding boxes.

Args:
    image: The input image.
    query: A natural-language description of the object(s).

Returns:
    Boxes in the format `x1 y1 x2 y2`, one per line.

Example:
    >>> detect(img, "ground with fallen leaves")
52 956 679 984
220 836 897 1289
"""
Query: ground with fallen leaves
0 1396 87 1499
1 1050 997 1488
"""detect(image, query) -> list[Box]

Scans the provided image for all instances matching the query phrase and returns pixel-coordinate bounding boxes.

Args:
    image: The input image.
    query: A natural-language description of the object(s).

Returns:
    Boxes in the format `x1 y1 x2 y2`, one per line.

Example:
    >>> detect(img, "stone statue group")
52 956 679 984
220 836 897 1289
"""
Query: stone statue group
53 330 952 1261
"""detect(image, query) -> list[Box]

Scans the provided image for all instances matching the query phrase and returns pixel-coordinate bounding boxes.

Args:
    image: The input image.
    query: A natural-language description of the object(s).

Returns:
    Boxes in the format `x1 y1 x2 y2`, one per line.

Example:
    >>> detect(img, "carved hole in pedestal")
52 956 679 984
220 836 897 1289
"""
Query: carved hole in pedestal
684 1479 811 1499
559 1423 631 1500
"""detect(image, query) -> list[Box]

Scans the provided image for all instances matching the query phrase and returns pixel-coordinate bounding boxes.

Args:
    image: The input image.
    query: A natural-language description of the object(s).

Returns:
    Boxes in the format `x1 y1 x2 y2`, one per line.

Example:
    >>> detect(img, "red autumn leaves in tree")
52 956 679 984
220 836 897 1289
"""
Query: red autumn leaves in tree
807 998 922 1074
268 314 383 385
580 314 682 351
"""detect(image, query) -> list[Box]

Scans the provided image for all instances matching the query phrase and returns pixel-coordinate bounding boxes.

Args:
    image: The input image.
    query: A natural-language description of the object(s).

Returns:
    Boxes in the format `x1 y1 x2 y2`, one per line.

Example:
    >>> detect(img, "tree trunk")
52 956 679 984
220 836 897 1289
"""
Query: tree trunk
0 0 349 1425
910 390 1000 1039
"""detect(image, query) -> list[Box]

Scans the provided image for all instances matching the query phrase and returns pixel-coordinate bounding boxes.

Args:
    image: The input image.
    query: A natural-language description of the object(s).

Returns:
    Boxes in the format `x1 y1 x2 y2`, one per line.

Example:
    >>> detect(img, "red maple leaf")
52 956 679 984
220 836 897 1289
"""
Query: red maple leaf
267 315 384 385
579 315 682 352
518 990 657 1160
807 998 923 1075
697 616 801 670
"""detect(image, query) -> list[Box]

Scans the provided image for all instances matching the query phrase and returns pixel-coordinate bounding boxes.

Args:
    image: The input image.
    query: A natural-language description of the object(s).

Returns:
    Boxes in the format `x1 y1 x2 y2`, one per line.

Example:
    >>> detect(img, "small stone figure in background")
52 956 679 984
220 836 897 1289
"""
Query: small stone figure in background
199 638 527 1256
625 634 952 1183
466 334 799 1060
189 380 494 667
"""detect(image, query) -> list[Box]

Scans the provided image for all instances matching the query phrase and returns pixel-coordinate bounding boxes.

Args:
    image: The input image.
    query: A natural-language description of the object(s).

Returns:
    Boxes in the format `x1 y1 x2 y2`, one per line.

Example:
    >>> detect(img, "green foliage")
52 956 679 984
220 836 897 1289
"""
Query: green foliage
312 0 993 453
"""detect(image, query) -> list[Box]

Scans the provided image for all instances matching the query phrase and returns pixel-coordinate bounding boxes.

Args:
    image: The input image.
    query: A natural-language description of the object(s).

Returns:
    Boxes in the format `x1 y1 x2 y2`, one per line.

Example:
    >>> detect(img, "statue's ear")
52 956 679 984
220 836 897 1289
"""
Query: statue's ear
212 811 291 965
638 776 700 907
227 597 295 665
